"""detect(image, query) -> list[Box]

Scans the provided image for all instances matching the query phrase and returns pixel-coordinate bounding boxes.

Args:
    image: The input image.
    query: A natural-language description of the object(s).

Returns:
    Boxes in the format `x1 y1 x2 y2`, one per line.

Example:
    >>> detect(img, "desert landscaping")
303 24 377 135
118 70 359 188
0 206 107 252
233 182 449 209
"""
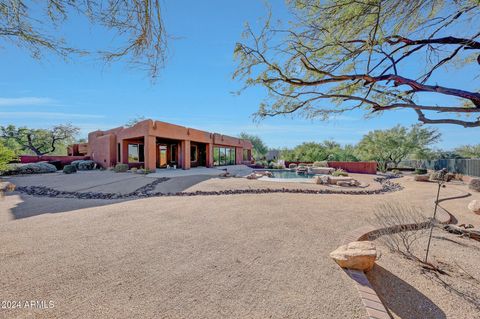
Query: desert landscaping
1 167 480 318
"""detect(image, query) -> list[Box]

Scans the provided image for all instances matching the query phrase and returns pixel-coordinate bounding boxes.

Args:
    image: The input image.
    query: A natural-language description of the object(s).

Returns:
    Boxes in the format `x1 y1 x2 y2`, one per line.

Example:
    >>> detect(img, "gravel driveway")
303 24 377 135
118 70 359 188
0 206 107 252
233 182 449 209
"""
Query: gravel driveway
0 176 477 318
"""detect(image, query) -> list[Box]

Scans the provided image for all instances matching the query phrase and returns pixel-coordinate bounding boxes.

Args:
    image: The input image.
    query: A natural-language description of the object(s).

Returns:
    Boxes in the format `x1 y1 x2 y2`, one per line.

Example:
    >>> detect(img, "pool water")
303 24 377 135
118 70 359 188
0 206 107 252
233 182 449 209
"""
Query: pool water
263 169 312 179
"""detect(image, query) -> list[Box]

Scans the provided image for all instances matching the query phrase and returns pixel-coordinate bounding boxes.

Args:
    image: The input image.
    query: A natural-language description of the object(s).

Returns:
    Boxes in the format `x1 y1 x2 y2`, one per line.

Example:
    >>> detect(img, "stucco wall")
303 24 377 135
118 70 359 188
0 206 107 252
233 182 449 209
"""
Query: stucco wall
87 119 253 169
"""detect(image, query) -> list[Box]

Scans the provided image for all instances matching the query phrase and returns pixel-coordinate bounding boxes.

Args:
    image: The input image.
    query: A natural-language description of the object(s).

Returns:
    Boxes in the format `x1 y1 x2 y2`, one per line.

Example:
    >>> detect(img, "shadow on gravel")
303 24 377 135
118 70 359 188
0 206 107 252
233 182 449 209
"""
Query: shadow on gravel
367 265 446 319
3 175 214 221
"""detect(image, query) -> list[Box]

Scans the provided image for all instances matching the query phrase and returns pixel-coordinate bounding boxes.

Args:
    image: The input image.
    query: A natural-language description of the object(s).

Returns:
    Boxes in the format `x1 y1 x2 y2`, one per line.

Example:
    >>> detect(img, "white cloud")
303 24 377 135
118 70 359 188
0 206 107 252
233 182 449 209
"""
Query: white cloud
0 112 104 119
0 97 57 107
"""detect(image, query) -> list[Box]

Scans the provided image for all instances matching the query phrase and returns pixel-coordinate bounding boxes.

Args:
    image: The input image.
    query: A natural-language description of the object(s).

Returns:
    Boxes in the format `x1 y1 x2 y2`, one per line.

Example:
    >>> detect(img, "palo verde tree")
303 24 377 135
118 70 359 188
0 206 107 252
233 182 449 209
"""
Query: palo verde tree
356 124 441 171
239 132 269 159
234 1 480 127
0 0 167 78
454 144 480 158
0 124 79 156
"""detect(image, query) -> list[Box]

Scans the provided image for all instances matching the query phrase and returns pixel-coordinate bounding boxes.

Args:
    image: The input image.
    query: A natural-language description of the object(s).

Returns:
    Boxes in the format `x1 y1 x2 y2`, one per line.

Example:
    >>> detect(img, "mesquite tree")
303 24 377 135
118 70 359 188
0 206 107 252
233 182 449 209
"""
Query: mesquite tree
0 124 79 156
234 0 480 127
0 0 167 78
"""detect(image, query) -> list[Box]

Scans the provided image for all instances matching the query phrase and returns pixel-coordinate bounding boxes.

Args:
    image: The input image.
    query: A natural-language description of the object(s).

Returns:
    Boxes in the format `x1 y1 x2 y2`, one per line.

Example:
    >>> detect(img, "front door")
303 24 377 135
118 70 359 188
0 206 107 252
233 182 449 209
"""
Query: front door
158 144 167 168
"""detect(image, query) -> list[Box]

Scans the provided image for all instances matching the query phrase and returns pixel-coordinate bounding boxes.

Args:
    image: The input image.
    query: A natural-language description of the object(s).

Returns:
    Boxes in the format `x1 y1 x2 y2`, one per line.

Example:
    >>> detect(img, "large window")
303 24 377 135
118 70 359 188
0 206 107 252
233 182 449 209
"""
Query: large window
243 149 250 161
128 143 144 163
191 145 197 162
213 146 236 166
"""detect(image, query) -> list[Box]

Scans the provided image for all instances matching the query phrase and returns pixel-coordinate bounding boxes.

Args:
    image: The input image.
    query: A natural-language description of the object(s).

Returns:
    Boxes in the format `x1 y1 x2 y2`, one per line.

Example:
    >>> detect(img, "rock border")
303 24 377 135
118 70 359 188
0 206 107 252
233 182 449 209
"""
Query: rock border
339 185 471 319
14 178 402 200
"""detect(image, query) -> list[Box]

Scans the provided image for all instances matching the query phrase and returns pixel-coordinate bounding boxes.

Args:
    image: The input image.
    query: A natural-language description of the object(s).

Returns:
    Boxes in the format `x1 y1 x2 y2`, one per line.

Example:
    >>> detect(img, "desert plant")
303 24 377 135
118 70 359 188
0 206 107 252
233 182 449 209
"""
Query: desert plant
313 161 328 167
78 160 95 170
63 164 77 174
3 162 57 175
414 168 427 175
469 179 480 192
429 170 454 182
332 169 348 177
114 163 129 173
371 202 431 260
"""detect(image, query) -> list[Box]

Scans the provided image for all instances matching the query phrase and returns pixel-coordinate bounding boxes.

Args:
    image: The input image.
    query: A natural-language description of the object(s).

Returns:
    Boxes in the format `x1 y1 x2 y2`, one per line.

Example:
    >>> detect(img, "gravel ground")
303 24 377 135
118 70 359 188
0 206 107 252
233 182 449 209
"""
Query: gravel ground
0 174 478 318
367 229 480 319
184 173 381 192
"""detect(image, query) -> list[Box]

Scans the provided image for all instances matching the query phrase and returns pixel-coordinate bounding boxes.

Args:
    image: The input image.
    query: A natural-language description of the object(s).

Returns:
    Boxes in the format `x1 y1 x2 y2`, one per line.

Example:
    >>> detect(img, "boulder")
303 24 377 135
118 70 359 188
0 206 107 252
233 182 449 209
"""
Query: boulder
0 181 15 192
309 167 335 175
327 176 355 185
469 178 480 192
468 200 480 215
414 174 430 182
330 241 378 271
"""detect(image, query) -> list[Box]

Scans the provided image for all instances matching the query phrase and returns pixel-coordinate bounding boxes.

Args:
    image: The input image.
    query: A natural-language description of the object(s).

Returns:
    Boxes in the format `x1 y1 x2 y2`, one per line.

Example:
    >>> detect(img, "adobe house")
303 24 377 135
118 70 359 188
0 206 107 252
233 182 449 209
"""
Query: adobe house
87 119 253 170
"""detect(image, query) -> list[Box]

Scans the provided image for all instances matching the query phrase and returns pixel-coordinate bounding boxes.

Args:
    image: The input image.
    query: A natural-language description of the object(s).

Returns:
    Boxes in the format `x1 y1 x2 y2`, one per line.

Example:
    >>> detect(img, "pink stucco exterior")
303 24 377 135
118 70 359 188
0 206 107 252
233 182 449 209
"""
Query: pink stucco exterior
88 119 253 170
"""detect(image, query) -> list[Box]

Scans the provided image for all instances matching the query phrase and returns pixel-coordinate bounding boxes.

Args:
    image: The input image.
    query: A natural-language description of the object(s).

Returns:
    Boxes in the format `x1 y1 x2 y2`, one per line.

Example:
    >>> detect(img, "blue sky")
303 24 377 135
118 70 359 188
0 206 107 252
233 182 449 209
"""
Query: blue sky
0 0 478 150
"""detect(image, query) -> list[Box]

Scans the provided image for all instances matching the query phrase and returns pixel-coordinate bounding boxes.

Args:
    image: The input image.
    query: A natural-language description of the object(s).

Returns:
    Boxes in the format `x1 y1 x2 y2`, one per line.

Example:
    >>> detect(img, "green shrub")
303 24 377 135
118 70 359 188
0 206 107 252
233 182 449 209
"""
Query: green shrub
71 160 96 170
414 168 427 175
332 168 348 177
63 165 77 174
114 163 129 173
0 142 16 172
313 161 328 167
4 162 57 175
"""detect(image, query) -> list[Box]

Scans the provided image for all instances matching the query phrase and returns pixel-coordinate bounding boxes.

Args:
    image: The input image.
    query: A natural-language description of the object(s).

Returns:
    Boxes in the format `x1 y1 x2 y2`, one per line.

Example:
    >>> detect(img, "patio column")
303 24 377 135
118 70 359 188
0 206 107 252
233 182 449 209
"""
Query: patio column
144 135 156 171
181 140 191 170
206 143 214 168
121 139 129 164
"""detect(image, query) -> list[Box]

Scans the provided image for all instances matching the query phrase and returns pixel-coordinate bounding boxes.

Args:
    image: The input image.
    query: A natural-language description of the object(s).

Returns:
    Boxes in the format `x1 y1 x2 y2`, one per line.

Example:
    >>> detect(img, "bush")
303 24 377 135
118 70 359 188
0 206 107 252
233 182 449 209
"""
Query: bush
332 168 348 177
429 169 450 182
71 160 96 170
3 162 57 175
313 161 328 167
78 160 95 170
63 165 77 174
469 178 480 192
114 163 129 173
414 168 427 175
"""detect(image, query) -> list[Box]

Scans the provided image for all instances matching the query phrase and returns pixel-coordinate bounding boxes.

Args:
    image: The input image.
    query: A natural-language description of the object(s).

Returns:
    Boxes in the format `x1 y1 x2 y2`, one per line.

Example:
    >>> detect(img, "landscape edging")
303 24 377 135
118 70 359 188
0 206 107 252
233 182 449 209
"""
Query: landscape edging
339 185 471 319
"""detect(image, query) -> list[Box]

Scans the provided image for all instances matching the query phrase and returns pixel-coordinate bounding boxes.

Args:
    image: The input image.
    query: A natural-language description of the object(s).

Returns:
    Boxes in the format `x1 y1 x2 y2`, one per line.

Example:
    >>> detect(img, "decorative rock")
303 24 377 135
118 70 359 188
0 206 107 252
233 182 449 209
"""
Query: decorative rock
469 178 480 192
327 176 355 185
330 241 378 271
309 167 335 175
414 174 430 182
468 200 480 215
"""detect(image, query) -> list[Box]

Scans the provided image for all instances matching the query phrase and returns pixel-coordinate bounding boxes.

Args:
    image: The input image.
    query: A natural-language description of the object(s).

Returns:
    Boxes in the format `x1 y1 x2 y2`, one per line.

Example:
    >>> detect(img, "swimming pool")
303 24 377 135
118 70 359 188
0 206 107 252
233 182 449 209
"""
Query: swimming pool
258 169 312 179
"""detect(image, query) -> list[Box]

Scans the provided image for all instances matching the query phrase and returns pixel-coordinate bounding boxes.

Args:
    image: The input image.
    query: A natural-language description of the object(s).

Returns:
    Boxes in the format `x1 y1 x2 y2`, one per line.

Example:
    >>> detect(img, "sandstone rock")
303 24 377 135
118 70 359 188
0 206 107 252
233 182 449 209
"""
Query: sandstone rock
330 241 378 271
309 167 335 175
468 200 480 215
469 178 480 192
414 174 430 182
327 176 355 185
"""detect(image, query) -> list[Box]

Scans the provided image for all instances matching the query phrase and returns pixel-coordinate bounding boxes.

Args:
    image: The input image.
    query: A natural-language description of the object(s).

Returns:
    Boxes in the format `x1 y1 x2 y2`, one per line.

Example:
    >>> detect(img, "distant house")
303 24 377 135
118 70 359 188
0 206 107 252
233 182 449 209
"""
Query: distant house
266 149 280 161
87 119 253 170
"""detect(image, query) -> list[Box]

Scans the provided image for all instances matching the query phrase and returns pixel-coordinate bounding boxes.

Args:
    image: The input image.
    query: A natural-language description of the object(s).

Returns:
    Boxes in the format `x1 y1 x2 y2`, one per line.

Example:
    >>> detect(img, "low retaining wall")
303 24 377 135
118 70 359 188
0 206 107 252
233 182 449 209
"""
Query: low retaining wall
284 161 377 174
338 185 470 319
20 155 90 166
